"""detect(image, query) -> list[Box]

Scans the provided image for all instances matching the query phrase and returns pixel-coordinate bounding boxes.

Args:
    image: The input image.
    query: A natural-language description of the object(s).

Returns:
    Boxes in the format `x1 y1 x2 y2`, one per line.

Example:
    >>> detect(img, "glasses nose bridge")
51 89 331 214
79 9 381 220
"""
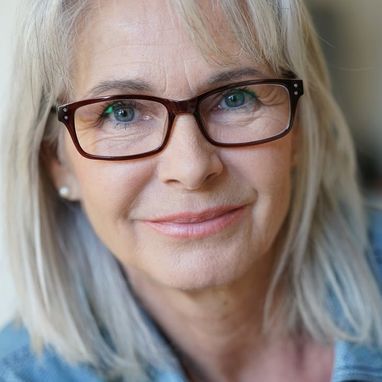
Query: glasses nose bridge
170 98 198 116
166 97 209 144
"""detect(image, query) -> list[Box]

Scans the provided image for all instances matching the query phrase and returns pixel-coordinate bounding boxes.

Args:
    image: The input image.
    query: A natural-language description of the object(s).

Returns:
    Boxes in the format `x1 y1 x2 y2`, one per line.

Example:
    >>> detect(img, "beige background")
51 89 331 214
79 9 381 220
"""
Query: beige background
306 0 382 178
0 1 381 328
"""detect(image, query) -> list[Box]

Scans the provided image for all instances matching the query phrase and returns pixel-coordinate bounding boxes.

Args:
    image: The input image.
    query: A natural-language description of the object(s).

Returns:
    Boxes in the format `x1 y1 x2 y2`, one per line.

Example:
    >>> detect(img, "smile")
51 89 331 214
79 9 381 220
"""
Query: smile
142 206 247 239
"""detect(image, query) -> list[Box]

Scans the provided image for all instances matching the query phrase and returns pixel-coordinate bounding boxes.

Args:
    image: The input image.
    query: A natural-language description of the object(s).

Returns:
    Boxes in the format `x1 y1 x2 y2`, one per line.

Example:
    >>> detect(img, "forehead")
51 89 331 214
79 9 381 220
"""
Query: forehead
80 0 238 52
71 0 266 100
85 1 187 46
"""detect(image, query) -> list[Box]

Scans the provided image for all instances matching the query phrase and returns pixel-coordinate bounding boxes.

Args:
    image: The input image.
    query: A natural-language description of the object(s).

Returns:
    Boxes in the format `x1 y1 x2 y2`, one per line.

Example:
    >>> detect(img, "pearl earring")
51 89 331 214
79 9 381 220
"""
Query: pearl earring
58 186 70 199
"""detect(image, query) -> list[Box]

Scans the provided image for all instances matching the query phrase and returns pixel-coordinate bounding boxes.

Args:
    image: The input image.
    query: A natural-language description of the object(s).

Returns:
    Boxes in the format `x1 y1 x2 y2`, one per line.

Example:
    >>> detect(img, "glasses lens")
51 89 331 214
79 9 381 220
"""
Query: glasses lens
199 84 291 144
74 99 168 157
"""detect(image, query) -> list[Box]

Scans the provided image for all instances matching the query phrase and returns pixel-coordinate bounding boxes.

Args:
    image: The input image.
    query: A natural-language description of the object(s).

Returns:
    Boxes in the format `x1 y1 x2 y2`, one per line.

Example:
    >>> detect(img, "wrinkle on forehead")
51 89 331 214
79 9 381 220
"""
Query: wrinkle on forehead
71 0 256 100
72 0 194 95
76 1 242 59
86 0 189 46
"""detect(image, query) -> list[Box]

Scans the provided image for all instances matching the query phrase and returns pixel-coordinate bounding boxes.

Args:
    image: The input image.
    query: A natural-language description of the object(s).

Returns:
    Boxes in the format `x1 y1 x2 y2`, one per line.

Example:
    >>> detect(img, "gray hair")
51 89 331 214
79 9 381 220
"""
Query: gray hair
2 0 382 380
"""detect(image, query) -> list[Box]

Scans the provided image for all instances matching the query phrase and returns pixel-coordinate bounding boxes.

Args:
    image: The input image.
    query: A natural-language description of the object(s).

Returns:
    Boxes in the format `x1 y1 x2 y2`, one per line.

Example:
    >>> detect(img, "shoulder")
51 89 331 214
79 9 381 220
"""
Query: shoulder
0 322 102 382
0 322 29 360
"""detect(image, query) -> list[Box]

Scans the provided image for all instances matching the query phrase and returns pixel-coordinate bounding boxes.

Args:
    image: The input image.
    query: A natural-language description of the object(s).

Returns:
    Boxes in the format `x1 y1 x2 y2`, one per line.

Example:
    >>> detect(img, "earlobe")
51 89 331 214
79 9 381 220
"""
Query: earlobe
42 142 81 201
49 156 81 201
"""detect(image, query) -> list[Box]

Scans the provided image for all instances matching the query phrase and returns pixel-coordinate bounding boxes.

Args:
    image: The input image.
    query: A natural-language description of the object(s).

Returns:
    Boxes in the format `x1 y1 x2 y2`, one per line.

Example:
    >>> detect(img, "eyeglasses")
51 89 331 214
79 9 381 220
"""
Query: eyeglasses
57 79 303 161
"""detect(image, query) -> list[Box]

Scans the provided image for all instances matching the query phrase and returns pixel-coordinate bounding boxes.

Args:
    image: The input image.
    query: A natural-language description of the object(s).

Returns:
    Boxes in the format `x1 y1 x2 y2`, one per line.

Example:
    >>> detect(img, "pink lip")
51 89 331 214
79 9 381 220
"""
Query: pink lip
142 206 247 239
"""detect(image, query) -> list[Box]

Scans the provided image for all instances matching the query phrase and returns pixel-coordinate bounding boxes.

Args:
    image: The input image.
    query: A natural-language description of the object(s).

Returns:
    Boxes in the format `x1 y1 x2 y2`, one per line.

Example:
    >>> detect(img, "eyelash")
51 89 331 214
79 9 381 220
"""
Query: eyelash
99 101 138 118
91 86 260 125
215 86 259 108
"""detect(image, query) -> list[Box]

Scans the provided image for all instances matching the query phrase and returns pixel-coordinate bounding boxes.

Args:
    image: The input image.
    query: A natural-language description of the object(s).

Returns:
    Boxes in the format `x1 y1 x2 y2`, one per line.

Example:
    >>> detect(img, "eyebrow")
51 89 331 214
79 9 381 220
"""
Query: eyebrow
84 67 264 99
207 68 263 85
85 79 153 98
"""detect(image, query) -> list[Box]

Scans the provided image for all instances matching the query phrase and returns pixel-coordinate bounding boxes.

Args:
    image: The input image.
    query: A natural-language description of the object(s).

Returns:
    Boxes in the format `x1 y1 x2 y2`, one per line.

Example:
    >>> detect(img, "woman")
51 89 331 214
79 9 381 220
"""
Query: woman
1 0 382 381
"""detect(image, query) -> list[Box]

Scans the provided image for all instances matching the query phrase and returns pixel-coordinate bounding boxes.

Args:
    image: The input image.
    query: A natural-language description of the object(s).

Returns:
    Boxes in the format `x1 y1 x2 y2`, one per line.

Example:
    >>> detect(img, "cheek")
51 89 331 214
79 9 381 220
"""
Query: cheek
224 138 293 195
82 165 152 216
65 141 155 244
223 139 294 240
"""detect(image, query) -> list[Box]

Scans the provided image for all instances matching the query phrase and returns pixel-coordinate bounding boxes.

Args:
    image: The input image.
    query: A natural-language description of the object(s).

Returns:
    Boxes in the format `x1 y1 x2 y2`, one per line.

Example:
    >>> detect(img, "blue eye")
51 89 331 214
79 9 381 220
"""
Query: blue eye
103 103 135 123
219 89 258 110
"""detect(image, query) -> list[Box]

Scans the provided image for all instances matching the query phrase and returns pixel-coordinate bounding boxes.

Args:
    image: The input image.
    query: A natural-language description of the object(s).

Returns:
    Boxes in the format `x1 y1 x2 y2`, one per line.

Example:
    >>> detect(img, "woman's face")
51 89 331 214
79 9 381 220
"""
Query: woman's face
56 0 296 290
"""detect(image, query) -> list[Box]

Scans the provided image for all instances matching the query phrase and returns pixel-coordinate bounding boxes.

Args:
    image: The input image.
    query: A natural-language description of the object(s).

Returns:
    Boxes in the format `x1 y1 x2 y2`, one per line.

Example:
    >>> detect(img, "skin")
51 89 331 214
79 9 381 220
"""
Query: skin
51 1 333 381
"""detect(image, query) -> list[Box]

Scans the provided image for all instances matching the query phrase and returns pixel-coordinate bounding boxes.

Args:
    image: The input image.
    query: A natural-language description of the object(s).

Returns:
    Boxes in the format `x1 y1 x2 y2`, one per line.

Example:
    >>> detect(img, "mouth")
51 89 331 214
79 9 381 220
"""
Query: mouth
142 205 247 239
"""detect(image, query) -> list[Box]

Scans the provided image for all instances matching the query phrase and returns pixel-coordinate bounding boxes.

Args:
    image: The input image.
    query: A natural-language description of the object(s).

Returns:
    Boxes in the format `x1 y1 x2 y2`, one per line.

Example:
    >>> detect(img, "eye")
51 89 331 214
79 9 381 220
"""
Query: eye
103 102 135 123
218 89 258 110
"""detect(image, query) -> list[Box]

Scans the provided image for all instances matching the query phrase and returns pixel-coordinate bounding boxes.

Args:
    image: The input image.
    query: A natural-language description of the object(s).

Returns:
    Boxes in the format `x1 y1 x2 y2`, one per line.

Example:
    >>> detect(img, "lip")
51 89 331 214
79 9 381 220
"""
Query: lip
142 205 247 239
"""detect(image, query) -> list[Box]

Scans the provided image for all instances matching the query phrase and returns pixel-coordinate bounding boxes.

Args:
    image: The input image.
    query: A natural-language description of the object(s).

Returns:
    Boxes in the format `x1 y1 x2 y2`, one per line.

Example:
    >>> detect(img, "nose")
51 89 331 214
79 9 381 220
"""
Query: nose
157 114 223 190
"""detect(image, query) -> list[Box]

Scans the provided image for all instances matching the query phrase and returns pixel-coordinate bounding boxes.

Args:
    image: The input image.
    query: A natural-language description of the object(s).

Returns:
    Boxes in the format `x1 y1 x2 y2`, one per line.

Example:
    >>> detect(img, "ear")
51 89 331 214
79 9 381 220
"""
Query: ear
41 142 82 201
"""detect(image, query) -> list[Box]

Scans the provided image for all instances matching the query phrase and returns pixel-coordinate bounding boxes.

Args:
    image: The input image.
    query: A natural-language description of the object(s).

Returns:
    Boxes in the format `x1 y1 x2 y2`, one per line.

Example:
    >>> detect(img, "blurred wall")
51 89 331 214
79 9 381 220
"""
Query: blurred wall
306 0 382 192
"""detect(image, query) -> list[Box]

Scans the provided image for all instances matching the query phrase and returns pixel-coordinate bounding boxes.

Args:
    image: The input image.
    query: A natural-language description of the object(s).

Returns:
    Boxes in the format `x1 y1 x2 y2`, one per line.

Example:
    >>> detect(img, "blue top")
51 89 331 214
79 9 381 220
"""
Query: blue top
1 208 382 382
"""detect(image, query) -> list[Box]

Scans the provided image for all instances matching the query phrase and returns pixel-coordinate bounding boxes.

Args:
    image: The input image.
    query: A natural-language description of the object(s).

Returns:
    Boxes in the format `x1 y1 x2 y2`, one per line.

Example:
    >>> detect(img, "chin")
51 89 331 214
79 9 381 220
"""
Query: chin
132 241 266 292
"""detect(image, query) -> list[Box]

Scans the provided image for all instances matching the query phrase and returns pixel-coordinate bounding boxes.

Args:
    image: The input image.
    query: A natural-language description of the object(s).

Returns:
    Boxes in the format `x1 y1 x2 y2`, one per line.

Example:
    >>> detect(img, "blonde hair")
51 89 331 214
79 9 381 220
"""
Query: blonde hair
2 0 382 380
